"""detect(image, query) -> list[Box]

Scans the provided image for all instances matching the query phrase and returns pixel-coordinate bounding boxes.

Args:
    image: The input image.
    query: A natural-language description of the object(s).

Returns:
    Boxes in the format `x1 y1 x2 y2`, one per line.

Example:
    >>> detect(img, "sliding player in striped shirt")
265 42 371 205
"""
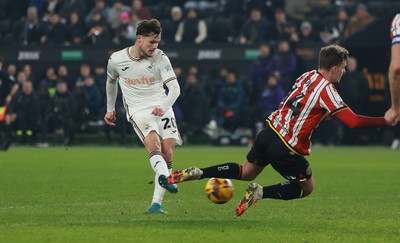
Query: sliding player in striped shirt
160 44 394 216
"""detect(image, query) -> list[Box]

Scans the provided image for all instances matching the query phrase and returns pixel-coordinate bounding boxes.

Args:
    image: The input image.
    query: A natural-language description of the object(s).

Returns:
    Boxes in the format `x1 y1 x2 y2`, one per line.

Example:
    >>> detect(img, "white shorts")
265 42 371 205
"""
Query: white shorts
127 108 183 145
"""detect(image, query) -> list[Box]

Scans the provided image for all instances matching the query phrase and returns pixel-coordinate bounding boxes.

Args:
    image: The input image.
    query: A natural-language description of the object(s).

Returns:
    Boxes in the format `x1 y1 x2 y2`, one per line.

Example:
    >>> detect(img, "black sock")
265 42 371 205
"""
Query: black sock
200 162 242 180
262 181 303 200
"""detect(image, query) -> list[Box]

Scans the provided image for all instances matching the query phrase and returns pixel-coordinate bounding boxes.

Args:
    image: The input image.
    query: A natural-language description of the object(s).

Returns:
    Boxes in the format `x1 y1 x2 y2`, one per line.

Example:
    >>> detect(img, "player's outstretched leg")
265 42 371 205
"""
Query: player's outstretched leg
236 182 263 217
146 202 167 214
158 175 179 193
167 166 204 184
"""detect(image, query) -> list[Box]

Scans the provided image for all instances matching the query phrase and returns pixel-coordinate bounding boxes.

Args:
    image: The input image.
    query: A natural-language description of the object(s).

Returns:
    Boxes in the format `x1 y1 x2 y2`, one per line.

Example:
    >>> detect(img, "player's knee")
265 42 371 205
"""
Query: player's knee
302 187 314 197
300 181 314 198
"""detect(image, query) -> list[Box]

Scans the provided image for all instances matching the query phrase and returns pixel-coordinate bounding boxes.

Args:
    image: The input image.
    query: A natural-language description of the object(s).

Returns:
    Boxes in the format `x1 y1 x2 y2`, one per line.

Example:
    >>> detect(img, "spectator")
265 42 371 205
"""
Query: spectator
42 0 63 20
28 0 46 17
280 21 299 50
22 64 35 83
58 0 87 22
270 8 290 42
179 73 210 136
213 71 245 131
270 39 297 92
75 63 91 88
51 80 76 145
131 0 152 20
107 0 131 31
207 66 228 109
344 3 375 38
7 64 18 83
38 66 58 97
113 11 138 46
175 9 207 44
86 0 110 25
250 43 274 98
298 21 320 46
40 13 68 45
257 74 286 121
320 26 340 44
8 80 41 145
19 6 44 45
93 63 107 93
65 11 86 46
325 8 349 40
83 76 103 122
239 8 270 45
86 10 112 45
57 64 73 90
162 6 183 44
336 56 370 145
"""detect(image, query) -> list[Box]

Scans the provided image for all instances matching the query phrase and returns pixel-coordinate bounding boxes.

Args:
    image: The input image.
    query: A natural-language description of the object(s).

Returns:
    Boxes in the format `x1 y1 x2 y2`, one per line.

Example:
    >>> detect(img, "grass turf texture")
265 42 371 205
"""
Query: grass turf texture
0 146 399 242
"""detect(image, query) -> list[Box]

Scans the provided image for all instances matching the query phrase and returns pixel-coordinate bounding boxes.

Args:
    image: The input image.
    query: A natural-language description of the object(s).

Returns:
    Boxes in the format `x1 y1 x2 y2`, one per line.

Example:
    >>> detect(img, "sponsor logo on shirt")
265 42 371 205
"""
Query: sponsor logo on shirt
123 76 155 85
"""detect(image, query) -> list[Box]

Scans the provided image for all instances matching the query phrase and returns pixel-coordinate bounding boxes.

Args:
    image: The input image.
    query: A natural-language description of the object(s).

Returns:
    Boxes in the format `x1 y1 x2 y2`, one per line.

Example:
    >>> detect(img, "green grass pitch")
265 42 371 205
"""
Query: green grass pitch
0 146 399 242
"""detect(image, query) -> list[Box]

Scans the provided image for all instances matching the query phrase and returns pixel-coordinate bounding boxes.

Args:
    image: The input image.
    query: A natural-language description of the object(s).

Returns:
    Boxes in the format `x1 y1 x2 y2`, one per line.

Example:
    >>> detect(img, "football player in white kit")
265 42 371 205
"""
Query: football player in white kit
104 19 182 214
385 13 400 125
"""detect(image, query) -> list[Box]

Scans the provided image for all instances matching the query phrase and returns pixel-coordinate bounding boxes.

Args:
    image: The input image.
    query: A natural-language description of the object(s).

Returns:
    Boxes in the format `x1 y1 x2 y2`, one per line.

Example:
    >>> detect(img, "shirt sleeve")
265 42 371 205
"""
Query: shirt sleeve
106 56 119 112
391 14 400 45
157 52 177 83
334 107 387 128
156 52 180 111
319 83 348 114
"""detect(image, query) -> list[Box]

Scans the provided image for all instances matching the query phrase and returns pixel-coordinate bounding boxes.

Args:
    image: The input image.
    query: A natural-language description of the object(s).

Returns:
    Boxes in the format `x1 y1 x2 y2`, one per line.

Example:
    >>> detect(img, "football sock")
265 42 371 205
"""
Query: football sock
152 173 165 204
166 161 172 171
200 163 242 179
149 152 169 176
262 181 303 200
149 156 170 205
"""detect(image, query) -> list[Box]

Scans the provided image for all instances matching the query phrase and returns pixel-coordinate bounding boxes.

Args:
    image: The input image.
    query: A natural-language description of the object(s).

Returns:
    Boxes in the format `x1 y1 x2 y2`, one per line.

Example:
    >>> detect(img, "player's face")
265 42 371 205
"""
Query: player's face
138 33 161 58
332 61 347 83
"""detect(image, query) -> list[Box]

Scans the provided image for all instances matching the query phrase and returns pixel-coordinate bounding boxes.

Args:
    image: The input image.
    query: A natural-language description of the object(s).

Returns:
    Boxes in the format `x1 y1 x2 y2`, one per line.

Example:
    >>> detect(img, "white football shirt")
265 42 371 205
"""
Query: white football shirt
107 47 177 115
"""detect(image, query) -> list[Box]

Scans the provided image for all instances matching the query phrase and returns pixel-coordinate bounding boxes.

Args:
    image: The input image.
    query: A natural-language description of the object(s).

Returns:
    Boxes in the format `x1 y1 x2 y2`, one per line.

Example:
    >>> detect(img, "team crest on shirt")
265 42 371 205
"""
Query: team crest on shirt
147 62 156 72
333 91 345 105
165 64 172 72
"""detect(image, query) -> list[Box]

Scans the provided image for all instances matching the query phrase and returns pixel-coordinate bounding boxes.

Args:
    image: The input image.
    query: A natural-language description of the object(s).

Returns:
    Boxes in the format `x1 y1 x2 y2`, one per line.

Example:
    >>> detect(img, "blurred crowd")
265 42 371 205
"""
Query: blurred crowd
0 0 387 46
0 0 398 149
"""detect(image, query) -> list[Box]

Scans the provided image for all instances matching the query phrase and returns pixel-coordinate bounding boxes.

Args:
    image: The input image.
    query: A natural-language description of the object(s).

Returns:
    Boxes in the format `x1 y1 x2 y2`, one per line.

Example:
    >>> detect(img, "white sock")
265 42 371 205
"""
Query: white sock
151 164 173 205
149 154 169 176
152 173 166 205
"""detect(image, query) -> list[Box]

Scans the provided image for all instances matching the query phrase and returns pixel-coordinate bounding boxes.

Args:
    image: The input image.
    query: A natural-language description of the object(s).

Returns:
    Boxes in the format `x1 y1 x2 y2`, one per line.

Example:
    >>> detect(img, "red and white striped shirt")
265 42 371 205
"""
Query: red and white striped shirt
268 70 347 155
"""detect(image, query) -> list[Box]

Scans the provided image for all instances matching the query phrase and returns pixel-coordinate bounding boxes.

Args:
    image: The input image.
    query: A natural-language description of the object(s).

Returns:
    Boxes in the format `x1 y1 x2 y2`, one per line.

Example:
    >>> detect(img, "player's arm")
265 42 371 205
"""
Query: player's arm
333 107 388 128
152 52 180 116
104 56 118 126
161 78 180 111
389 43 400 110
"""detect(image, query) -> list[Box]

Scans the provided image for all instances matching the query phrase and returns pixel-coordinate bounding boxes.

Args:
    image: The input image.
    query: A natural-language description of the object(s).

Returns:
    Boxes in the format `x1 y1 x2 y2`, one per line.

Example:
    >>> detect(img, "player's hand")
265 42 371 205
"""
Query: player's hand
104 111 116 126
322 111 331 121
384 107 400 126
152 107 165 117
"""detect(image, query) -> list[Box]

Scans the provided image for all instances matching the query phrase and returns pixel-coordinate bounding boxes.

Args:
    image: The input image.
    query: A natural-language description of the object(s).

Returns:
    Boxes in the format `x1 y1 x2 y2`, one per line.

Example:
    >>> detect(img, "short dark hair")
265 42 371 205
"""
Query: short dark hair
136 19 162 37
318 44 349 70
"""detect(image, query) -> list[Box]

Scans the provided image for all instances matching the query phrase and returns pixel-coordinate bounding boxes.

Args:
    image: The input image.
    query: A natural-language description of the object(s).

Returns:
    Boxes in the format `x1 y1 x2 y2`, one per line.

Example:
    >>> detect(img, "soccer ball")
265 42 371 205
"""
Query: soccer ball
205 178 234 204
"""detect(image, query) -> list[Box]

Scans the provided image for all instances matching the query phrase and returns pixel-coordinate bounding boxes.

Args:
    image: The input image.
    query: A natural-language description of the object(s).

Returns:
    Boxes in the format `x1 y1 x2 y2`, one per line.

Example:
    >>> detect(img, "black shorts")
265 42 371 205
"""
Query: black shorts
246 124 312 182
